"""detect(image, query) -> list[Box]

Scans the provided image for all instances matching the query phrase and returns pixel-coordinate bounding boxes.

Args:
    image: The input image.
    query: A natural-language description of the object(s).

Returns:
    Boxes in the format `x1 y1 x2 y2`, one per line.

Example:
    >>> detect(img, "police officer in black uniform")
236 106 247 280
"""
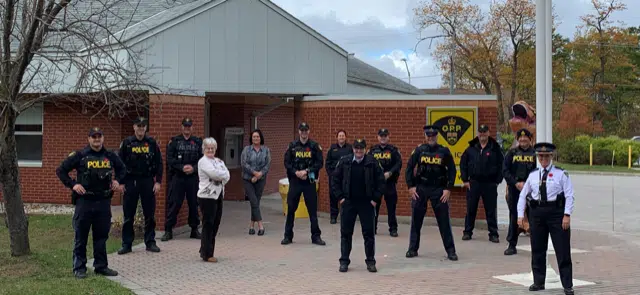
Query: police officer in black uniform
161 118 203 241
405 125 458 261
56 127 126 279
325 130 353 224
367 128 401 237
460 124 504 242
117 117 163 254
281 122 326 246
502 128 536 255
517 142 575 295
332 138 385 273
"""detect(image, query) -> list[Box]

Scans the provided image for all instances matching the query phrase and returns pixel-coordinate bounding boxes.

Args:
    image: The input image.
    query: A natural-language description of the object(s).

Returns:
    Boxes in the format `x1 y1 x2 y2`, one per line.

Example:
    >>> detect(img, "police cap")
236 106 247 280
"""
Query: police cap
133 116 148 126
423 125 439 137
353 138 366 149
378 128 389 136
478 124 489 133
298 122 309 131
182 117 193 127
88 127 103 137
516 128 532 139
534 142 556 154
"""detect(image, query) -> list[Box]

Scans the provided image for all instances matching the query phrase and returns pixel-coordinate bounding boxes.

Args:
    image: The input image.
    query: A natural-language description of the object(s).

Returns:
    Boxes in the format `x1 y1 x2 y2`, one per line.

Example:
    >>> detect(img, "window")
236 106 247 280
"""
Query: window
15 103 43 167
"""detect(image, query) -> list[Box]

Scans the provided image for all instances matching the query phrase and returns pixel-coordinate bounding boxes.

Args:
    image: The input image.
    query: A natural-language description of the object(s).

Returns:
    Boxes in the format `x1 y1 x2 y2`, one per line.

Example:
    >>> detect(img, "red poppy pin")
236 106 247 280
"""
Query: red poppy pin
144 143 149 146
104 158 109 162
190 140 194 144
486 152 490 156
435 154 440 158
549 173 553 177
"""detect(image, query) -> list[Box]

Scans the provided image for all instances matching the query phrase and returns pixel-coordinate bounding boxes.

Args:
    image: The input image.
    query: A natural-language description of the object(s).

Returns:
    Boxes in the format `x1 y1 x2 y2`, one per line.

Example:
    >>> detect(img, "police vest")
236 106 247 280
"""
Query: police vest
79 153 113 194
292 143 315 170
176 138 200 165
416 146 447 185
370 145 394 170
125 137 155 175
511 148 536 181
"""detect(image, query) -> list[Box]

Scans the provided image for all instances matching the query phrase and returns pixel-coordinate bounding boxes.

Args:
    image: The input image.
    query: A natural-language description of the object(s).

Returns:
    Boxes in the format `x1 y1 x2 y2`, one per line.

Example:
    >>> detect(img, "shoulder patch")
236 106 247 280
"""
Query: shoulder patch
68 151 76 158
563 171 569 177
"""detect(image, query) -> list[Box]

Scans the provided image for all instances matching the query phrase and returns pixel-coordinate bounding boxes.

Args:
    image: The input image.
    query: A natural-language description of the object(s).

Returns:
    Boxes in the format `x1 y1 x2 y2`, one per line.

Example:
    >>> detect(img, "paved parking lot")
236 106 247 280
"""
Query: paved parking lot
103 195 640 295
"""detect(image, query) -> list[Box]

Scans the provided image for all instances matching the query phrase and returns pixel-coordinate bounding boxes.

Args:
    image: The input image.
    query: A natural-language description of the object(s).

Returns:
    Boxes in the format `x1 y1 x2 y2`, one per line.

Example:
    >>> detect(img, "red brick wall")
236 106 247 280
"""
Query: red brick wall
295 99 498 219
147 94 205 230
0 102 135 206
207 95 294 201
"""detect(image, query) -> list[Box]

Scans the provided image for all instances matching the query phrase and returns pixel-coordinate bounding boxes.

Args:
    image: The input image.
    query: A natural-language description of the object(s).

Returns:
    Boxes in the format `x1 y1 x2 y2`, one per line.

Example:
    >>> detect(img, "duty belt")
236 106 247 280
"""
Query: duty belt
526 196 560 209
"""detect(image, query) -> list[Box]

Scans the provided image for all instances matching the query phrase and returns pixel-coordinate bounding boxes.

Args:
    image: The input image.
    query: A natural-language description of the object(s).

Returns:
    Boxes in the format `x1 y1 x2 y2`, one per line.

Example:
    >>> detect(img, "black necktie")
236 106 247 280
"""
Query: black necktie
540 169 549 203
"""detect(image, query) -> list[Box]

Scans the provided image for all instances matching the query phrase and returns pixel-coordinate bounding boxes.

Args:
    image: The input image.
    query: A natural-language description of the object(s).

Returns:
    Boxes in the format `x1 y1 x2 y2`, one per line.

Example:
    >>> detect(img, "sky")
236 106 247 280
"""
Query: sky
271 0 640 90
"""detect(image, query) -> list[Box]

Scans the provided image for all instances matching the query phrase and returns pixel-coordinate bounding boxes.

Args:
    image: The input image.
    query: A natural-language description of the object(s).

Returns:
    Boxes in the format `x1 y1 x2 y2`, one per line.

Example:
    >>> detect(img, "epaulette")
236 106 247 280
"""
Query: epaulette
529 167 540 174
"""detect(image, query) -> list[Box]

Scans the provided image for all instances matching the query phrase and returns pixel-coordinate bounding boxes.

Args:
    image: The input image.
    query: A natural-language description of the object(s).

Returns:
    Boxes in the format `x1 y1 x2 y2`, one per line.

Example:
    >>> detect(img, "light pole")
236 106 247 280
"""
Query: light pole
401 58 411 85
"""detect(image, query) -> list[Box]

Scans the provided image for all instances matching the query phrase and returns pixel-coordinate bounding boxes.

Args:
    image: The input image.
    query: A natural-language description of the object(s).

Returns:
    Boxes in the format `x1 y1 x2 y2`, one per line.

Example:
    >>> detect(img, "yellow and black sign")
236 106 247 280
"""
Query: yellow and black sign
427 107 477 186
420 155 442 165
87 159 111 169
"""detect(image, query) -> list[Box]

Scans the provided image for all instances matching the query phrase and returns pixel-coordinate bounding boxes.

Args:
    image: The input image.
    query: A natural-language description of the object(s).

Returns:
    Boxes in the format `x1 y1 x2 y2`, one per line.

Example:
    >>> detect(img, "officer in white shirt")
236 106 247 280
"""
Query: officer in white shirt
517 142 574 295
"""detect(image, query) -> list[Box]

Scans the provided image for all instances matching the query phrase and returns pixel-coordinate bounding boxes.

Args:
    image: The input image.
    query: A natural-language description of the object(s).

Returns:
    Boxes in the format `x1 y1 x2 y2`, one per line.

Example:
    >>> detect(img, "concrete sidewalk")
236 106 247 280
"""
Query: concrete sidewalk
103 199 640 295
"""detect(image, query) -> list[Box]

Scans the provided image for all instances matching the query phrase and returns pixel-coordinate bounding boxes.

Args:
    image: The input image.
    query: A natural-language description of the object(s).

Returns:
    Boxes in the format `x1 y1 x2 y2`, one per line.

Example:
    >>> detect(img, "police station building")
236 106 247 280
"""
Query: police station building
2 0 497 230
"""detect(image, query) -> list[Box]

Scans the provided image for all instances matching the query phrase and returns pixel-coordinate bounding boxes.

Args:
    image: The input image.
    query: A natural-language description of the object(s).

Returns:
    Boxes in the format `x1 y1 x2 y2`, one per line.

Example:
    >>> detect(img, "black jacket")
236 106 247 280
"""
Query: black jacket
331 154 385 204
167 135 203 177
325 142 353 175
460 136 504 184
118 135 163 182
503 146 536 187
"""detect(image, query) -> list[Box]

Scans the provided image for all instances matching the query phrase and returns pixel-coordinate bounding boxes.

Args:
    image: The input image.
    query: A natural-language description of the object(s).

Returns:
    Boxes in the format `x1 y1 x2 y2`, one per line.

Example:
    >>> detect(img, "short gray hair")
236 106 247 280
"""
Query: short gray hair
202 137 217 152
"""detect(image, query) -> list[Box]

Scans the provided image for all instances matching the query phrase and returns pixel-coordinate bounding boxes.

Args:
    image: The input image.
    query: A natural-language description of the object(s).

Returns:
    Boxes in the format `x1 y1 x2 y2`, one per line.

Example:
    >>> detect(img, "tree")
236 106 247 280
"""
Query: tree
414 0 510 130
0 0 161 256
492 0 536 114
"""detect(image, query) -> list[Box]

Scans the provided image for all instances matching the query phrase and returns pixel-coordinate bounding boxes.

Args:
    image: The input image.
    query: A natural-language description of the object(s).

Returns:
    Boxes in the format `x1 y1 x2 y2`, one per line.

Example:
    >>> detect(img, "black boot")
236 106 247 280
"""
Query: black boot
95 267 118 276
190 228 201 239
146 243 161 252
406 250 418 258
117 245 132 255
528 284 545 291
366 262 377 273
504 247 517 255
161 230 173 242
311 237 326 246
74 270 87 279
339 263 348 272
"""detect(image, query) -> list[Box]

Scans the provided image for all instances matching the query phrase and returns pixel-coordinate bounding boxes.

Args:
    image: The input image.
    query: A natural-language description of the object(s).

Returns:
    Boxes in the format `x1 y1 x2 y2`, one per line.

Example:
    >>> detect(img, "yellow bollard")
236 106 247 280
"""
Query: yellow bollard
629 145 632 169
589 144 593 166
279 178 317 219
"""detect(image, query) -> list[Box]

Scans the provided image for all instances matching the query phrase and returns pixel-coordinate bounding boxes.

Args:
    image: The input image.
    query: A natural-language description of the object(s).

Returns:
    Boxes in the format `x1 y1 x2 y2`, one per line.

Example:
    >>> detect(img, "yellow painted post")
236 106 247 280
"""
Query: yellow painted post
589 144 593 166
629 145 632 169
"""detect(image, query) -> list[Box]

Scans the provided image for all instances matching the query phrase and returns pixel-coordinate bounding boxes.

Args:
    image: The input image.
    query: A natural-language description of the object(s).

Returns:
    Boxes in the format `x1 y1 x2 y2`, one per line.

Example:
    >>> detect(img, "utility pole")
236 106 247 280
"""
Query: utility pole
414 34 455 94
401 58 411 85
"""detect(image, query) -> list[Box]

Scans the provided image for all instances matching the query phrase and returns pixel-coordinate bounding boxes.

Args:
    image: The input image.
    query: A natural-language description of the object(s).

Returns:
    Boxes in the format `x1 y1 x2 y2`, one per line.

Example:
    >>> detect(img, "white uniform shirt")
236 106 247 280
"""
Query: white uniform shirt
517 164 574 218
197 156 230 200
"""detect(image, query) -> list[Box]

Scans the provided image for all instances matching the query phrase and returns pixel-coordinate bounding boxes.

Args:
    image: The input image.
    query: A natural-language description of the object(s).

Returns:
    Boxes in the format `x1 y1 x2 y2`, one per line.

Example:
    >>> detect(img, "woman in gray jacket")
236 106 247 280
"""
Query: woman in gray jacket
241 129 271 235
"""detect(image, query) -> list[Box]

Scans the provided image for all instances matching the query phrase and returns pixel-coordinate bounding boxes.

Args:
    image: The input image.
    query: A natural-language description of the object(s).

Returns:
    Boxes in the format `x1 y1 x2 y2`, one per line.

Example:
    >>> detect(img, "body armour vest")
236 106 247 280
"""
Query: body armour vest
125 137 155 175
417 145 447 185
79 153 113 193
511 148 536 181
370 145 394 170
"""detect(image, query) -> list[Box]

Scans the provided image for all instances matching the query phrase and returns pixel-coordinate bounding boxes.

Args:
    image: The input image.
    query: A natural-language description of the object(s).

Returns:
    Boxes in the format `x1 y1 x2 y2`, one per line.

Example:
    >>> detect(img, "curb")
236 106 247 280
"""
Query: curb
565 170 640 177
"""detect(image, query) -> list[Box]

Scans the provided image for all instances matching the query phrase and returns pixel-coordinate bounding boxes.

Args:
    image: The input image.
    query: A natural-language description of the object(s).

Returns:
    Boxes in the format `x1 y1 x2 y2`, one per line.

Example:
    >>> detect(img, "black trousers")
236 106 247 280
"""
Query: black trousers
529 203 573 288
328 175 340 218
284 180 321 240
408 185 456 254
199 197 223 260
374 182 398 233
464 180 499 237
243 178 266 222
506 185 524 248
72 198 112 273
340 200 376 265
122 176 156 247
165 174 200 231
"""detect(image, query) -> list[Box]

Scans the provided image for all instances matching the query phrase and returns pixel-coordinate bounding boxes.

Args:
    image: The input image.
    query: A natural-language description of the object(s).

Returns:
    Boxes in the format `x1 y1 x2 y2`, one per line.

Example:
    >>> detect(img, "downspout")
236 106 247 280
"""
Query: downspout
250 96 294 129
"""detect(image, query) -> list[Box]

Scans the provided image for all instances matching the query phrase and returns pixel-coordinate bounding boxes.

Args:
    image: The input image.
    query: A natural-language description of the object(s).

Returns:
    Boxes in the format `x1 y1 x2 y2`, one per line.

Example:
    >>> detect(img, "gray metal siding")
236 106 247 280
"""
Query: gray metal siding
132 0 347 95
346 82 413 95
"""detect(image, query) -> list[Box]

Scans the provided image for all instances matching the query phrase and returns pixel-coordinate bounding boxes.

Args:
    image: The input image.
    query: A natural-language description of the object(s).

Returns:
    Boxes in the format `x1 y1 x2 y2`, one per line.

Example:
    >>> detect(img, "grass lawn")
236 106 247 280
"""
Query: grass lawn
0 214 141 295
555 162 640 174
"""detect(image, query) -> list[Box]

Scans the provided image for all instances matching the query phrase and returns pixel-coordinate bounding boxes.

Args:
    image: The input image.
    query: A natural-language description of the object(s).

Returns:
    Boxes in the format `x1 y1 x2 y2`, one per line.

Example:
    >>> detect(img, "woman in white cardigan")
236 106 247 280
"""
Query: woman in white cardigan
197 137 230 263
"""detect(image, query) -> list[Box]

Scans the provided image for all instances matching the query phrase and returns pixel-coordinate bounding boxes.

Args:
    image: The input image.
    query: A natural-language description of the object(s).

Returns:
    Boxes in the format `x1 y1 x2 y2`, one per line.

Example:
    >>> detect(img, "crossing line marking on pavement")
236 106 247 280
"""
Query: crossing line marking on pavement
516 240 590 254
493 269 596 289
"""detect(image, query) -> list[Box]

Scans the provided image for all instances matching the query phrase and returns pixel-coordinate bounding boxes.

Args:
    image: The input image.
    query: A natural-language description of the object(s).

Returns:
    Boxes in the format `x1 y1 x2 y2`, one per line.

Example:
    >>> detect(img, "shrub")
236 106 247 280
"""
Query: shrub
110 201 145 238
556 135 640 166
